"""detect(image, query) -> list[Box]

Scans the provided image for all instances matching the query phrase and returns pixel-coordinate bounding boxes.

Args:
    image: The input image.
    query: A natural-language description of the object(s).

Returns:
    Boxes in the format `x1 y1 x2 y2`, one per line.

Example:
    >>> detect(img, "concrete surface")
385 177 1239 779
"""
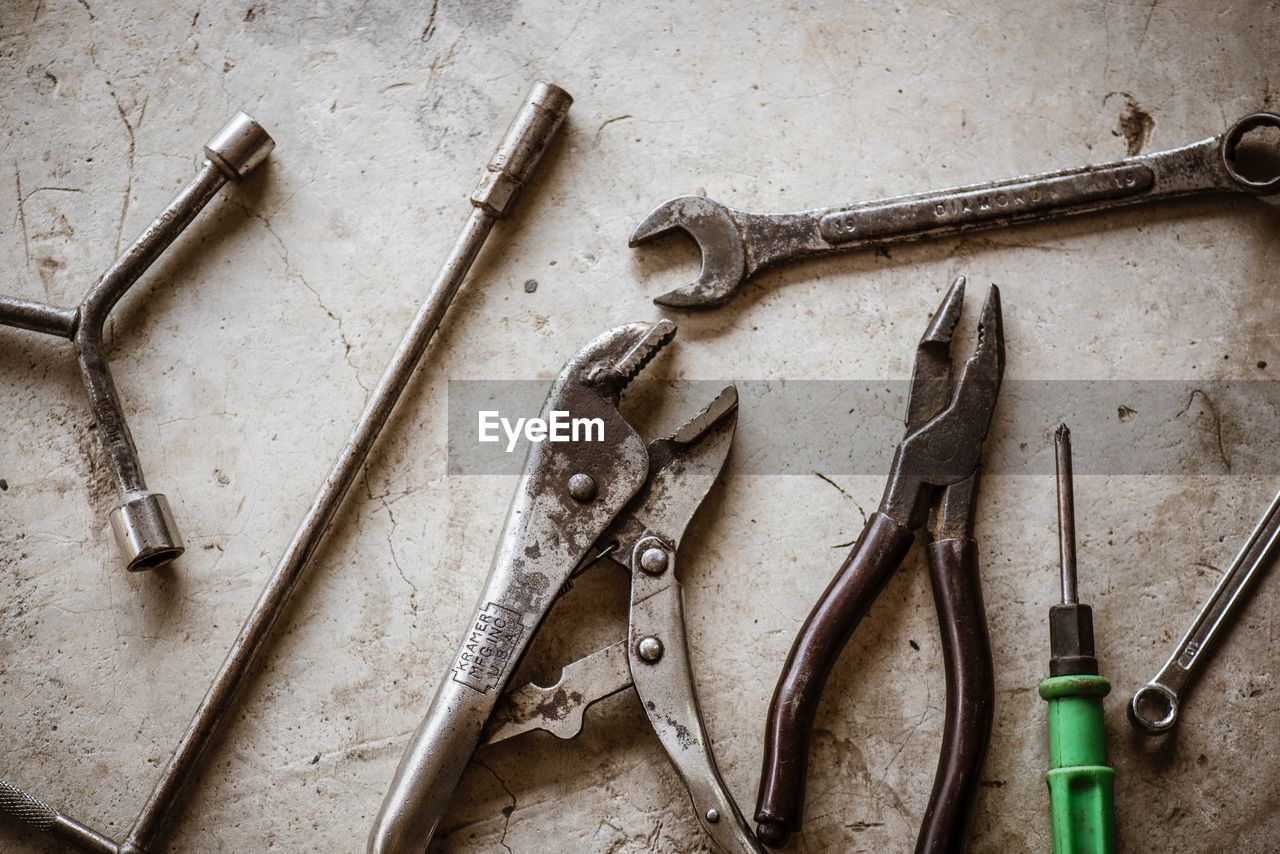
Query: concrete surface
2 1 1279 851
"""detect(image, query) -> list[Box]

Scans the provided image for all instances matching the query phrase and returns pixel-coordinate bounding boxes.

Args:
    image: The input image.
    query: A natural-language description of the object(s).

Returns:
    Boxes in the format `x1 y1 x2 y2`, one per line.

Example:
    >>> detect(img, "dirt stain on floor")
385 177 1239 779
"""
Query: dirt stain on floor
1107 91 1155 155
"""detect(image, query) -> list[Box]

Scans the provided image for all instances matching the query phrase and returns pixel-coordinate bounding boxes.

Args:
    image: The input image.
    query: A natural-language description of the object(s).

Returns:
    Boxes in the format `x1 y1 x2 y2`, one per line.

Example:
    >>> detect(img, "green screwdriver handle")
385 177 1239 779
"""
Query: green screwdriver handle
1040 674 1117 854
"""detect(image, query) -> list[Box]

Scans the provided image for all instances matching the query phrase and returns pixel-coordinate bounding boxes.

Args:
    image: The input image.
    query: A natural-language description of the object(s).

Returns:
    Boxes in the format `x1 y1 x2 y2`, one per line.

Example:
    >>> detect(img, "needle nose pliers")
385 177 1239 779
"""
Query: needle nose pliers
755 276 1005 852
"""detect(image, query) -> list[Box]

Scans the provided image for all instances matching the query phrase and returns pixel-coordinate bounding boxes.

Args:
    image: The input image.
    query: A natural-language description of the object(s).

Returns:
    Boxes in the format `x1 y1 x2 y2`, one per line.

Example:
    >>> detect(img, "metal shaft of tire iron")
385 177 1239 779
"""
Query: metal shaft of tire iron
0 111 274 571
113 81 572 854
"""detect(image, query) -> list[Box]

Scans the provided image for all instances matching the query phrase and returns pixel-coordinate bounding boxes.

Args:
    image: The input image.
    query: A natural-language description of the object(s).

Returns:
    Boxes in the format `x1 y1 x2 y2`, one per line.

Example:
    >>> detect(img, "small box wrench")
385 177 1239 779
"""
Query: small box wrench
1129 488 1280 735
630 112 1280 308
0 112 275 570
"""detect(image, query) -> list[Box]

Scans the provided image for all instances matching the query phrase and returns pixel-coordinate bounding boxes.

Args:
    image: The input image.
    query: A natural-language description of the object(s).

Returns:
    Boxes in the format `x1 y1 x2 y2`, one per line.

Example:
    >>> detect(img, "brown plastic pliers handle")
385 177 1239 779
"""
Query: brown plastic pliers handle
755 512 994 852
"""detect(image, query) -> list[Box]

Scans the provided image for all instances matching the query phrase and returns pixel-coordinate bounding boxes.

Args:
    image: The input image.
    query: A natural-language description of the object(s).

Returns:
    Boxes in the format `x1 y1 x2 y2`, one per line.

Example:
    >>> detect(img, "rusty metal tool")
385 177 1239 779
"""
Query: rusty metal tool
370 321 763 854
630 112 1280 308
755 277 1004 851
0 111 274 570
1129 486 1280 735
0 80 571 853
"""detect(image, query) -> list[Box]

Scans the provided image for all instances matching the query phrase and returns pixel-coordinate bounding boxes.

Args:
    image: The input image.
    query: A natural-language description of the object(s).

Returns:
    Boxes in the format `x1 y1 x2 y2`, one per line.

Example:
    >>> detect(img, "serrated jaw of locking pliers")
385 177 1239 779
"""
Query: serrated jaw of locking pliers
572 319 678 400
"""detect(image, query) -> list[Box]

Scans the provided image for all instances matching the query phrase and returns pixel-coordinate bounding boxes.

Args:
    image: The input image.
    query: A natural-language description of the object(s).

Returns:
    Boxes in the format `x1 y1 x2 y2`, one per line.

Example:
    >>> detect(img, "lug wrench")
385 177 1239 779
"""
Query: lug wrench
1129 488 1280 735
0 80 571 854
631 112 1280 308
1 112 275 570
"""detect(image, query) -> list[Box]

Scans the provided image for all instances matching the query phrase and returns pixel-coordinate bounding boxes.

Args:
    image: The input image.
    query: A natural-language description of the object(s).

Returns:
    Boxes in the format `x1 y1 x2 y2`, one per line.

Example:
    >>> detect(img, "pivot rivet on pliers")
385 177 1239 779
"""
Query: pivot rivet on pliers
639 546 669 575
705 808 720 823
567 473 597 502
637 636 664 663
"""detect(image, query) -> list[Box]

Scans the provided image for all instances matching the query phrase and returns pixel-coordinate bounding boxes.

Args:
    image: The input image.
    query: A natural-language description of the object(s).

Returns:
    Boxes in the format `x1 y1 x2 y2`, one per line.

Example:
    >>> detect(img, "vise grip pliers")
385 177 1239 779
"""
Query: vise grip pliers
756 277 1005 851
370 320 764 853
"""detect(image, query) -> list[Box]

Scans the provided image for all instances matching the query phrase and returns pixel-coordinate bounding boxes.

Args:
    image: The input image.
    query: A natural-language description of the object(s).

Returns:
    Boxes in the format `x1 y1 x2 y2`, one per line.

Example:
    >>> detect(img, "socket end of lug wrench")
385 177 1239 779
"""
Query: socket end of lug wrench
204 111 275 180
471 81 573 217
110 492 185 571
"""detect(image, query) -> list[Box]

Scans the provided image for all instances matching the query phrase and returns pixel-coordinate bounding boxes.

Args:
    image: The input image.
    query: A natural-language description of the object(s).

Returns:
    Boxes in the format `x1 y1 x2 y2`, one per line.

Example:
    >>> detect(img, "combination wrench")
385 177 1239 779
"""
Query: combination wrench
630 112 1280 308
1129 488 1280 735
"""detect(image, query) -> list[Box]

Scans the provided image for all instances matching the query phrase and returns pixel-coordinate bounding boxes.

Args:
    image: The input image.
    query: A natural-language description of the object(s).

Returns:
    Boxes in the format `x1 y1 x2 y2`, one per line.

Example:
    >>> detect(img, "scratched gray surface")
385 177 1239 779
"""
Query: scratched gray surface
2 1 1279 852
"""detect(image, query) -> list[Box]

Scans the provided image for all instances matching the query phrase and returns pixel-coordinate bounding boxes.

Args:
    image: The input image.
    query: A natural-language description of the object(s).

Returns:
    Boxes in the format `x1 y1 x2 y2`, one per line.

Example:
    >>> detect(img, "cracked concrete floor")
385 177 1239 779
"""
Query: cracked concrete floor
3 1 1280 852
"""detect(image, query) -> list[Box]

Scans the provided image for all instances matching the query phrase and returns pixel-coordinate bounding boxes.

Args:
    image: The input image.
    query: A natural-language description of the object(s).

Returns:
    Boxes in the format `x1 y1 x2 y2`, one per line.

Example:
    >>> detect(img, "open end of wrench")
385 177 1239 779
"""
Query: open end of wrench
1222 112 1280 194
628 196 747 309
1128 683 1178 735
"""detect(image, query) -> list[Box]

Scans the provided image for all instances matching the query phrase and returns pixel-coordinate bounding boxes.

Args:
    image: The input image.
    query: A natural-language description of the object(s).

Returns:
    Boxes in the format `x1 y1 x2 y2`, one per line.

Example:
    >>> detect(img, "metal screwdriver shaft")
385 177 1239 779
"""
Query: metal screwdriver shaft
1041 425 1116 854
1057 425 1078 606
1048 425 1097 675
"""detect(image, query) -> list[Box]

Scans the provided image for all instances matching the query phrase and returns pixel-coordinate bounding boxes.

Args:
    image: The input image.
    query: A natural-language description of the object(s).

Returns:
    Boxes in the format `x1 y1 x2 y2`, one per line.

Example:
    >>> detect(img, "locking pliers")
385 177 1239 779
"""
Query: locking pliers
370 320 763 854
756 277 1005 851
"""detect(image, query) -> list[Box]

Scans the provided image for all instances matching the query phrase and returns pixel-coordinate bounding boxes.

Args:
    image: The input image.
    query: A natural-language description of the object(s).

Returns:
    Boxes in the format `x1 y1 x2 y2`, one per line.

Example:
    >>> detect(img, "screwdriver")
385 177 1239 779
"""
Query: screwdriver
1039 425 1117 854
